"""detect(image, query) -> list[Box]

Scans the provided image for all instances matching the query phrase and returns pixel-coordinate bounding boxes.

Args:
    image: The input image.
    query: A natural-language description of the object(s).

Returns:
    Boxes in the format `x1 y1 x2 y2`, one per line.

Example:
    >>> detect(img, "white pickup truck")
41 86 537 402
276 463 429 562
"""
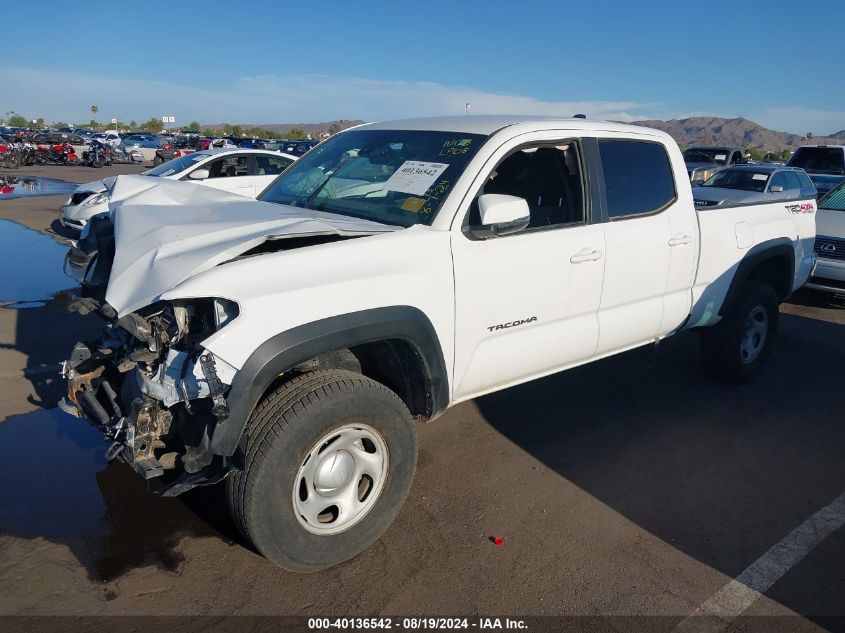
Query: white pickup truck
62 116 816 571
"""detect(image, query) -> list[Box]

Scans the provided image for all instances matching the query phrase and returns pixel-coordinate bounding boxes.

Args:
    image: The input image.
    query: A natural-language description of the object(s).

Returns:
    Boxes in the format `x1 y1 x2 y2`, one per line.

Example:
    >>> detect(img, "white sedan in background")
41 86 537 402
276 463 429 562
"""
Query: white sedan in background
59 148 297 232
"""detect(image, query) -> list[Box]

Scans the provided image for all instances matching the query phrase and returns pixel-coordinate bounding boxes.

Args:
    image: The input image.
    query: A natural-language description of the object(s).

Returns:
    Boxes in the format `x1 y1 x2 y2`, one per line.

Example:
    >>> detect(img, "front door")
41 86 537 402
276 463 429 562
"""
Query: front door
451 137 605 401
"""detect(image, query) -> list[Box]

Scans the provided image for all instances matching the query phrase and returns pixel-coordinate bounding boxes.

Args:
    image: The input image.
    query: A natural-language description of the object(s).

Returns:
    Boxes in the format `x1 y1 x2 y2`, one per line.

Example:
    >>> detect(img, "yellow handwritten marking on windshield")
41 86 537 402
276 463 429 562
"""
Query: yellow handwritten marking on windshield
440 138 473 157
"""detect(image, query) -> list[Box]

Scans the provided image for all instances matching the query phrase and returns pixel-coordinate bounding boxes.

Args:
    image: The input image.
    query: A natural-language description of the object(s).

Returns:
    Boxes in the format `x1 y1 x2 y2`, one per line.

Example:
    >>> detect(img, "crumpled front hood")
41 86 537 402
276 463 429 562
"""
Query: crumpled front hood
74 176 113 195
104 176 398 315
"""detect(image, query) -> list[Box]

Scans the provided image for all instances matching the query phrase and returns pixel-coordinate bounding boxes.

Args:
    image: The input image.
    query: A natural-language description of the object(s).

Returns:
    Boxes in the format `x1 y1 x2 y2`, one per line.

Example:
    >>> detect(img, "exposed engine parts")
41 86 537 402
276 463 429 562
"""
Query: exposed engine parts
61 295 239 493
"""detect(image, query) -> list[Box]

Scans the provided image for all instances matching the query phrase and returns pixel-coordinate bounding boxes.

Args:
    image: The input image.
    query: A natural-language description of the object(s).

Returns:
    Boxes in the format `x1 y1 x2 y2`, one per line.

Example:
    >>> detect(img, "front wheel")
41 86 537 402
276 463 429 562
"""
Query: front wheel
226 369 417 572
700 280 778 383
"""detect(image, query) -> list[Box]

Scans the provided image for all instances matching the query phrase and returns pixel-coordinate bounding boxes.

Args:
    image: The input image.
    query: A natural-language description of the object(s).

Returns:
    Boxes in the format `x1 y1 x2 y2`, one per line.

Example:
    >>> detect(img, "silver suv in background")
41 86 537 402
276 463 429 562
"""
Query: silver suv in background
692 165 816 208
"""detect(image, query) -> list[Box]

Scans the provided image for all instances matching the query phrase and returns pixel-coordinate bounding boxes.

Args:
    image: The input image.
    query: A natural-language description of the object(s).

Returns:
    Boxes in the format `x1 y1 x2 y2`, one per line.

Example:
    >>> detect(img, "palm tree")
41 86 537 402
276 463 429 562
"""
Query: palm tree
90 105 98 122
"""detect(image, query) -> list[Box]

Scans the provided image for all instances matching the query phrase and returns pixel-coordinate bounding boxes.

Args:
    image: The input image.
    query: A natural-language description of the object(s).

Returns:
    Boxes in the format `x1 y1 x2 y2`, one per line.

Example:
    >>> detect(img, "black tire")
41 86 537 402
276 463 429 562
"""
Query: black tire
152 155 163 166
700 280 778 383
226 369 417 572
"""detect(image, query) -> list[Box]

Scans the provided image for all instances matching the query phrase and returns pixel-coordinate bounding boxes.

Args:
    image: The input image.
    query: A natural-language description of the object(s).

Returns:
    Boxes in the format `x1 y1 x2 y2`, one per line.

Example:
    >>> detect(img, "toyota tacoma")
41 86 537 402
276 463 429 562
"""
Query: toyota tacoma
61 116 817 571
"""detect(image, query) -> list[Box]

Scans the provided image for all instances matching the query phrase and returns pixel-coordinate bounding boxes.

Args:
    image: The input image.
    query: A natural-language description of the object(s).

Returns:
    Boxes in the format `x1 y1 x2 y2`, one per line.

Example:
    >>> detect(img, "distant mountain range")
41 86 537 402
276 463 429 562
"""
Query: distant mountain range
632 116 845 151
213 116 844 151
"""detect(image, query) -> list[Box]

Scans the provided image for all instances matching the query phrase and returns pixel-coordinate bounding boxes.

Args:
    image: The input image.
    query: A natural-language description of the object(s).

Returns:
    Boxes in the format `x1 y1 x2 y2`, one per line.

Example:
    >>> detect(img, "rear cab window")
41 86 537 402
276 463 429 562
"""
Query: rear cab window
598 139 676 218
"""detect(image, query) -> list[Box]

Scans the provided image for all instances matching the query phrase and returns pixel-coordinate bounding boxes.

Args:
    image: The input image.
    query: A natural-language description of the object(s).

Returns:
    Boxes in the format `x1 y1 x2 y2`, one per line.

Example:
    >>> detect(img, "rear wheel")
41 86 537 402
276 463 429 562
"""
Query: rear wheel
226 369 417 572
701 280 778 383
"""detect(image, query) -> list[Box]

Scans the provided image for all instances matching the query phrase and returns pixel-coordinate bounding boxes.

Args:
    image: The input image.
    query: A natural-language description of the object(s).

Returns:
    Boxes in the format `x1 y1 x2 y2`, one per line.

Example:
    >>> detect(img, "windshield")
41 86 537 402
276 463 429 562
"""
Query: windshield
145 152 206 177
819 181 845 210
258 129 486 227
787 147 845 175
684 148 730 165
702 169 770 192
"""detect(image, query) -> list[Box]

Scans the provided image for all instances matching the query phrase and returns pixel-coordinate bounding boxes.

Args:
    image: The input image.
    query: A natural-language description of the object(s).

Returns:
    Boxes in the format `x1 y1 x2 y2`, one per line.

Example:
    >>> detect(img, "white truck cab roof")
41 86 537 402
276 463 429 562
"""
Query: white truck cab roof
361 115 669 139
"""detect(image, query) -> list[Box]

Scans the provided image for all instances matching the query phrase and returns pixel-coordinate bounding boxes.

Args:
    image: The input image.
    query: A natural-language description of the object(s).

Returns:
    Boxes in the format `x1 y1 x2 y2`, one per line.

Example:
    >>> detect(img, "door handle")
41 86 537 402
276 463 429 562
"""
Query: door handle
668 234 692 246
570 249 603 264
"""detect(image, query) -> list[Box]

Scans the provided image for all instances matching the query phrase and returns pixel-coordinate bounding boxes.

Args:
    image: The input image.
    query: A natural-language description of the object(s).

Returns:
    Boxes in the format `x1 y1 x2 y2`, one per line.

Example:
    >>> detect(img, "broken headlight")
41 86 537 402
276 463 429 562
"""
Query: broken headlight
82 191 109 207
213 298 239 329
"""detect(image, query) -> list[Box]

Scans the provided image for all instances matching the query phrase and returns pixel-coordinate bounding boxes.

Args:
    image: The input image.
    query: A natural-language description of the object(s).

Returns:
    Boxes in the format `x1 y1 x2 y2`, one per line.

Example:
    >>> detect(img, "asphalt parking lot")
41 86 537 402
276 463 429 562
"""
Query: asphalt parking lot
0 165 843 632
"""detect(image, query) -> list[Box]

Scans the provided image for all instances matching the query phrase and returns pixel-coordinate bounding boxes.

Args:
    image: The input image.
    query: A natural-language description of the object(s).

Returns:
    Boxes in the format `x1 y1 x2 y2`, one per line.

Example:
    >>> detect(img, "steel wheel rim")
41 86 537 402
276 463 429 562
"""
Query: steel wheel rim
293 423 389 535
740 305 768 364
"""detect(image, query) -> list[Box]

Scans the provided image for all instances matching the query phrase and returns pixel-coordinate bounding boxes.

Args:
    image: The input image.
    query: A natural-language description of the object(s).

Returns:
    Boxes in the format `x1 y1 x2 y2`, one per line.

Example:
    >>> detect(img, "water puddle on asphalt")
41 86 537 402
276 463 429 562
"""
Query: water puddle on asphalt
0 408 225 581
0 219 75 307
0 175 77 199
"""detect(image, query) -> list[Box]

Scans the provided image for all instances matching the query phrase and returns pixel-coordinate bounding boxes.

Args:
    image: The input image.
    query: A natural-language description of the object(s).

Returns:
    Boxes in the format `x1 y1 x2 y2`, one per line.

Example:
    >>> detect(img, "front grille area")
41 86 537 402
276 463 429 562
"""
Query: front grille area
814 235 845 261
70 191 94 205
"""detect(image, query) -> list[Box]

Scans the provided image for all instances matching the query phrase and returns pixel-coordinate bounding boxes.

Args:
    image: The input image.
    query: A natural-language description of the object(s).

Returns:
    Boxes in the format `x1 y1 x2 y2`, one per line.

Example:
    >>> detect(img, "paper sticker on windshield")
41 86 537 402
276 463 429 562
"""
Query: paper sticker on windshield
752 174 768 181
401 197 425 212
715 154 727 161
384 161 449 196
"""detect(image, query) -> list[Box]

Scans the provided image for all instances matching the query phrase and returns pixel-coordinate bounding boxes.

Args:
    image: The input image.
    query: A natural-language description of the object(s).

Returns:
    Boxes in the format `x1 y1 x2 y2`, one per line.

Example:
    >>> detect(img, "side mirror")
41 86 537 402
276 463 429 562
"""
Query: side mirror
691 179 705 187
189 168 210 180
770 185 783 193
478 194 530 236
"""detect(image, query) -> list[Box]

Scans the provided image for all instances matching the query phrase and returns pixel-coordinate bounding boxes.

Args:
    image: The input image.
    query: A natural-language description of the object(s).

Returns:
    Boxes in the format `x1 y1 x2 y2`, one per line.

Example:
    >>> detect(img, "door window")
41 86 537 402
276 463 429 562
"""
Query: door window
768 172 787 191
254 154 293 175
598 140 676 218
784 171 803 191
465 142 585 232
206 155 250 178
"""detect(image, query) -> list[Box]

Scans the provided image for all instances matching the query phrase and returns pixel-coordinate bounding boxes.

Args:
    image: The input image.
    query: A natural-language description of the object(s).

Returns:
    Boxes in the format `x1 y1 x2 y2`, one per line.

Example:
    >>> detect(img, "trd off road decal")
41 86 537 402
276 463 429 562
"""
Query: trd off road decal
785 202 815 214
487 316 538 332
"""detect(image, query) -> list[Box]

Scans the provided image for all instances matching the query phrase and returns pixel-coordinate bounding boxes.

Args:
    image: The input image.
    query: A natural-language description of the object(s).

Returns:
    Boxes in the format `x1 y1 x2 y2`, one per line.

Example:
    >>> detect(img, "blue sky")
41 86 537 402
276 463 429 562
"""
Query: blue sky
4 0 845 134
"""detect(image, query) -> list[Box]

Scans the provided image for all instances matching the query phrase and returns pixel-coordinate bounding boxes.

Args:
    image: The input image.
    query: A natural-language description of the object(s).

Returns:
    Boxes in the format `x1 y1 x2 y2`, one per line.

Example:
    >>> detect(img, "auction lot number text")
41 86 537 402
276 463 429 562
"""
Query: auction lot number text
308 618 528 630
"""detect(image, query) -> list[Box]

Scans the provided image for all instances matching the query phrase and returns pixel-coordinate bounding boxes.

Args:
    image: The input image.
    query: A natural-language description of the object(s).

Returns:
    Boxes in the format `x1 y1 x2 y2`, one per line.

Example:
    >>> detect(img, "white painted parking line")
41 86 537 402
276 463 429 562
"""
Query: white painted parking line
676 490 845 632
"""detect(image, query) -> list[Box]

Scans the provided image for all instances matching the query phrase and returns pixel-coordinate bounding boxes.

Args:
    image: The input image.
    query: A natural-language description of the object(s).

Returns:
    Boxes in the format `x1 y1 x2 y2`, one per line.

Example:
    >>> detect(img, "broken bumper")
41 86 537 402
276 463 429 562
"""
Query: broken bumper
61 299 239 495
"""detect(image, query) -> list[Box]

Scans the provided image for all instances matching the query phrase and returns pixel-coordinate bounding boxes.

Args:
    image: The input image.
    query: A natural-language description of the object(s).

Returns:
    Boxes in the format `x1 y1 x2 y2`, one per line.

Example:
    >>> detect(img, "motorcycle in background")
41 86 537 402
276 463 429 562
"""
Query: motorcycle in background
83 140 112 168
111 145 144 164
40 142 78 165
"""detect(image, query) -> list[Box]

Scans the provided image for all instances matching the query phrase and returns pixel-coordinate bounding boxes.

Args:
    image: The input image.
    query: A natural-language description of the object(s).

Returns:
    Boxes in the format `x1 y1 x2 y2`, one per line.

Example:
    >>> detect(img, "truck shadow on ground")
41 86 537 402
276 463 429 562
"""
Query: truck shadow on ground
474 311 845 622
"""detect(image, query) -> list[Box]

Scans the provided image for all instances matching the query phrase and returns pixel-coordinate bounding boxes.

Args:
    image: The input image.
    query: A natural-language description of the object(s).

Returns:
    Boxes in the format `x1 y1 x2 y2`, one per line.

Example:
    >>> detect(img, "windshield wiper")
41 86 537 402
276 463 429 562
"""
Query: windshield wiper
304 171 335 209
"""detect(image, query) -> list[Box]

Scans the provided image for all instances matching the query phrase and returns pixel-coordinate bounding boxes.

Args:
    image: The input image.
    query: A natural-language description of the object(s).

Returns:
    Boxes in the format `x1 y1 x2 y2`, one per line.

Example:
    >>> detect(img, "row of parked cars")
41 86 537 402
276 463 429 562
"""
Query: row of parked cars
683 143 845 198
0 126 321 156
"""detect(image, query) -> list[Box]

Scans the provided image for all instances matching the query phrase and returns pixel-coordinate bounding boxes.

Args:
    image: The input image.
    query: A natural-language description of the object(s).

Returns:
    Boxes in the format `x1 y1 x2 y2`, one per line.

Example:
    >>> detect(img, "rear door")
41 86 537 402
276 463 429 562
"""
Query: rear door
594 136 698 354
252 153 295 195
198 154 256 197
